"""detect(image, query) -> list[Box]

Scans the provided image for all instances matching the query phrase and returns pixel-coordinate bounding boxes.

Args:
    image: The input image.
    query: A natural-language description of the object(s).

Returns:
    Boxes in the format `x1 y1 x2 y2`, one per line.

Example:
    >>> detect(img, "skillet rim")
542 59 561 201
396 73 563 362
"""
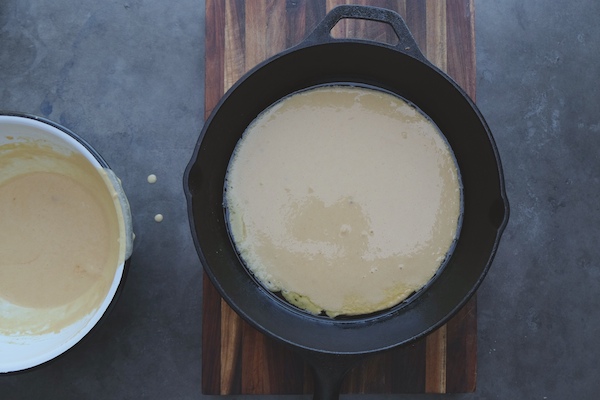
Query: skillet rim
183 37 510 355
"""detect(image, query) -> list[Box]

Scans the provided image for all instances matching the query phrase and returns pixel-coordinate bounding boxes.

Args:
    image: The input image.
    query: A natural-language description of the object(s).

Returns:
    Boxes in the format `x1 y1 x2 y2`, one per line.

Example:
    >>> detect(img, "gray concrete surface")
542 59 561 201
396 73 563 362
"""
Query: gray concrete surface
1 0 599 398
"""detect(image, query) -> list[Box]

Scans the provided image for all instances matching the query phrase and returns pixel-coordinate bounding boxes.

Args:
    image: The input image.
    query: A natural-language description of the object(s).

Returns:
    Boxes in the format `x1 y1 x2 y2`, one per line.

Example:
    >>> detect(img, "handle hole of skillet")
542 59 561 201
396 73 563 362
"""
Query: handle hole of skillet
331 18 400 47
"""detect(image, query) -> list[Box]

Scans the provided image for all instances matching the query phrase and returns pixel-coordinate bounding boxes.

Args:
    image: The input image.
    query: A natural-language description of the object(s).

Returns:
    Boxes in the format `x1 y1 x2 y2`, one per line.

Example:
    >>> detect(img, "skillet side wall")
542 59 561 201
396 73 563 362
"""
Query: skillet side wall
188 42 506 354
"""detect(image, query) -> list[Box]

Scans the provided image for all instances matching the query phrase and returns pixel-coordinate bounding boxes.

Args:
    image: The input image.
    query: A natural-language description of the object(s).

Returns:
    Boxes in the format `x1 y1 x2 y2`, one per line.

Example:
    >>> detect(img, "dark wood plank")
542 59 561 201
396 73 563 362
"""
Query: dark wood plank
235 318 308 394
424 0 447 70
244 0 267 71
305 0 327 36
405 0 427 52
204 0 225 118
446 0 476 99
243 0 288 70
266 0 288 56
446 296 478 392
263 329 308 394
285 0 307 47
343 353 389 394
389 340 428 393
224 0 246 90
240 321 270 393
201 274 222 394
219 299 243 394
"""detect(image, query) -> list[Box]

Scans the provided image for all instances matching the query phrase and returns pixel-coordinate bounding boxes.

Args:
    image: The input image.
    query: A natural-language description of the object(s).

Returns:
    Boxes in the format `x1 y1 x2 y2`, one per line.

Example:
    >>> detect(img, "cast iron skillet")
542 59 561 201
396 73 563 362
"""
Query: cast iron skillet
184 5 509 399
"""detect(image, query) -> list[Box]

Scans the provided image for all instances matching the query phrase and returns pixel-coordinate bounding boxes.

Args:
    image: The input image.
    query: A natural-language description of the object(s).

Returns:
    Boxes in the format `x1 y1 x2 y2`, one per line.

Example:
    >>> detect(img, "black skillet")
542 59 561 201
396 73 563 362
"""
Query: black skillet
184 5 509 399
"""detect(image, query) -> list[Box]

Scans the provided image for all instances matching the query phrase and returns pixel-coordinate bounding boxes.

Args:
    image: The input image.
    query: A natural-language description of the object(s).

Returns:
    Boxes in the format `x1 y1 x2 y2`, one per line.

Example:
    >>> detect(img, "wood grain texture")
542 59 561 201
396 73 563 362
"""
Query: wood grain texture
202 0 478 394
425 325 448 393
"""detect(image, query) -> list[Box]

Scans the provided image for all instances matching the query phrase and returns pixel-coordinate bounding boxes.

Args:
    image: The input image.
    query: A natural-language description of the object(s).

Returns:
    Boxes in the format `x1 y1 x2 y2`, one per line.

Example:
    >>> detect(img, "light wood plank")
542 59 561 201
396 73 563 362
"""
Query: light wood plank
220 300 242 394
224 0 246 91
425 0 447 71
425 324 448 393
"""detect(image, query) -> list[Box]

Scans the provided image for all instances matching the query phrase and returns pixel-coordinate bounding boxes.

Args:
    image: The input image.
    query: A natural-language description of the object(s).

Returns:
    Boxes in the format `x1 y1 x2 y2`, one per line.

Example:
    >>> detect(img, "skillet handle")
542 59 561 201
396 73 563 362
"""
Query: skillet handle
303 4 427 63
299 350 366 400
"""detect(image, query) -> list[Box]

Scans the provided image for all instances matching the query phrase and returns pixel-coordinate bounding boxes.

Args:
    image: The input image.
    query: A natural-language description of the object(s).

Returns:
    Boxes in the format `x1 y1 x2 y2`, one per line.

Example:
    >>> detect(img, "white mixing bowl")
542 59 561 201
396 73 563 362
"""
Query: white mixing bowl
0 113 133 373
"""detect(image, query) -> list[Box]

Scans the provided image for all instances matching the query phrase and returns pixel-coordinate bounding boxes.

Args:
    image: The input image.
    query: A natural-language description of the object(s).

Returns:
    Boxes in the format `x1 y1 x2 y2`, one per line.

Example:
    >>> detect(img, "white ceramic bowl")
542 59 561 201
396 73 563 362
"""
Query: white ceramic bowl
0 113 133 373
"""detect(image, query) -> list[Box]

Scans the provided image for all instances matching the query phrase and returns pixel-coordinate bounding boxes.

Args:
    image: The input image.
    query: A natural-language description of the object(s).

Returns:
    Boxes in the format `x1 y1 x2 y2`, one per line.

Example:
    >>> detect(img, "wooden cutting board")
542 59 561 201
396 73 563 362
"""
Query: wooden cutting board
202 0 478 394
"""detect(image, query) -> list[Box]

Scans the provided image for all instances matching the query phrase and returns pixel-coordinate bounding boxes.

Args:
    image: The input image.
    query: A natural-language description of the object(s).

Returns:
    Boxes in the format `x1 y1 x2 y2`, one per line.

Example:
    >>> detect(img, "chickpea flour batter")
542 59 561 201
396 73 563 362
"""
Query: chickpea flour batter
225 86 462 317
0 140 124 335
